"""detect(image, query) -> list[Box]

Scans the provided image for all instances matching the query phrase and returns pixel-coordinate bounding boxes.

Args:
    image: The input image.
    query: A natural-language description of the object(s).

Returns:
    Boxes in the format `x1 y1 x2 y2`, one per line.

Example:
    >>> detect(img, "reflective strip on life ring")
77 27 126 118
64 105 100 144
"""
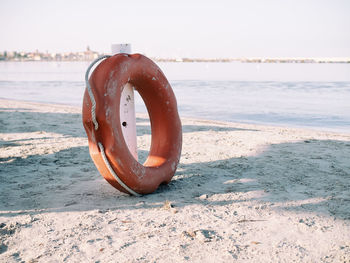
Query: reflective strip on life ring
82 54 182 195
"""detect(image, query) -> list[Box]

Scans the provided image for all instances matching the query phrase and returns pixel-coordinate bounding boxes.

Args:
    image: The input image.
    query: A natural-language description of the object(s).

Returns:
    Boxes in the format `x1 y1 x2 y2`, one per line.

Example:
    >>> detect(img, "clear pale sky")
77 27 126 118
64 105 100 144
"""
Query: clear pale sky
1 0 349 58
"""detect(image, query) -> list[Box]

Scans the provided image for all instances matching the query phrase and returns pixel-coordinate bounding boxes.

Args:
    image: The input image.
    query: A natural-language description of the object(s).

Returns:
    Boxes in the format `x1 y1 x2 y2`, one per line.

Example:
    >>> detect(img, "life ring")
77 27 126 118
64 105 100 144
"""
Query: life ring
82 54 182 195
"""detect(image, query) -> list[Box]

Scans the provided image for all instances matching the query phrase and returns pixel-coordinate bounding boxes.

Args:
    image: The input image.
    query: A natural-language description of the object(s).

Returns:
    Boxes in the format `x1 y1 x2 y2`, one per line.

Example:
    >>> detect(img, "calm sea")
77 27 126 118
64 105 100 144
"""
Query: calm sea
0 61 349 133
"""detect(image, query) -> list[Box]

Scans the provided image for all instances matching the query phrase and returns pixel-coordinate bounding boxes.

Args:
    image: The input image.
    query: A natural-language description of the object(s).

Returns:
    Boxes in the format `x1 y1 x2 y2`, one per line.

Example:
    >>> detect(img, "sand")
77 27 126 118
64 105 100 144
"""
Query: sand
0 98 349 262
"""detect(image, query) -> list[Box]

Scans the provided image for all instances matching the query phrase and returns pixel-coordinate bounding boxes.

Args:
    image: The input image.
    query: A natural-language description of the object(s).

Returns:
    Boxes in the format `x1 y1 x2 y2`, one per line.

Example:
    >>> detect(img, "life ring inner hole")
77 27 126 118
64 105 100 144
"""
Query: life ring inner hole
133 89 152 165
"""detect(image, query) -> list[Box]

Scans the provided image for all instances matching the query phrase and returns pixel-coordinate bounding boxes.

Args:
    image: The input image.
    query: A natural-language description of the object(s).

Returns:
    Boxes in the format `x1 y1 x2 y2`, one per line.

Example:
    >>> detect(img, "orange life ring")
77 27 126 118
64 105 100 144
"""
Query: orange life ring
82 54 182 195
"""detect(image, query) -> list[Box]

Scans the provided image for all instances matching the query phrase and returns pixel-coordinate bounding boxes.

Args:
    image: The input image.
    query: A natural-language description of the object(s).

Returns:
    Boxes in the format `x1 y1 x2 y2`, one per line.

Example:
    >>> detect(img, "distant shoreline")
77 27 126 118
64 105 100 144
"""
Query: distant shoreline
1 57 349 64
1 58 349 63
2 48 349 63
153 57 350 64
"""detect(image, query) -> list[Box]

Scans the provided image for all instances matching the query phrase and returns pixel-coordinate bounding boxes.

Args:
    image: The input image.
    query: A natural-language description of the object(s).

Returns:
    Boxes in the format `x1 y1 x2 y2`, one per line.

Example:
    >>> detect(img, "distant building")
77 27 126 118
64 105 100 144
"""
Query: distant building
84 46 98 60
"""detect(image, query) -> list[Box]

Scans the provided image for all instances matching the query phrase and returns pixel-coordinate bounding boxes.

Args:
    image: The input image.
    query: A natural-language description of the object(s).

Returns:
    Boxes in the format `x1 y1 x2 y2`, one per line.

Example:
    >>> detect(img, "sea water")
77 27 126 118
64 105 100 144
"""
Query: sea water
0 61 349 133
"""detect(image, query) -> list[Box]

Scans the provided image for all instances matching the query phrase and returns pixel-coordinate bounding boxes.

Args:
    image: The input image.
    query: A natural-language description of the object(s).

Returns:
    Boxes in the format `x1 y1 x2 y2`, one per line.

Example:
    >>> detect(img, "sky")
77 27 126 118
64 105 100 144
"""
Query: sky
1 0 349 58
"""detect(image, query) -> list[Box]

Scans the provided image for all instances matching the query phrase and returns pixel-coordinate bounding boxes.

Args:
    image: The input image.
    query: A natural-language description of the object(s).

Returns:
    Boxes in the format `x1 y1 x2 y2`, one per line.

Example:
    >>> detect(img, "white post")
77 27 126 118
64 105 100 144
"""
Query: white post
111 44 138 161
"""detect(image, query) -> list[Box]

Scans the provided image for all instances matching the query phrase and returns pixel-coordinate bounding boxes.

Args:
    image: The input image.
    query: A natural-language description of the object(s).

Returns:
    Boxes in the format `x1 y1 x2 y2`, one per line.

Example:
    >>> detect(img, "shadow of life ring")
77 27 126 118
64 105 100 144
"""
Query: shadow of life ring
82 54 182 195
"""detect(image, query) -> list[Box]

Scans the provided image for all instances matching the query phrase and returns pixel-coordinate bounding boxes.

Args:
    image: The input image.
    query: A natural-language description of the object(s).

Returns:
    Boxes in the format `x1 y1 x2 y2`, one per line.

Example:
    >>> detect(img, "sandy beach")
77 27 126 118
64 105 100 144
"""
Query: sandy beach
0 98 349 262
